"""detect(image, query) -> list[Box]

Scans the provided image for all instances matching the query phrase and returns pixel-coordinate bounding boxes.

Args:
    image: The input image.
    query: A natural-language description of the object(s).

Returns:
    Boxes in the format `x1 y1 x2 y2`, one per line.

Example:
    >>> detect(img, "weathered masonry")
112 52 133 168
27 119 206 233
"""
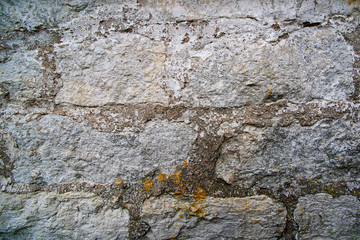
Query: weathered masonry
0 1 360 239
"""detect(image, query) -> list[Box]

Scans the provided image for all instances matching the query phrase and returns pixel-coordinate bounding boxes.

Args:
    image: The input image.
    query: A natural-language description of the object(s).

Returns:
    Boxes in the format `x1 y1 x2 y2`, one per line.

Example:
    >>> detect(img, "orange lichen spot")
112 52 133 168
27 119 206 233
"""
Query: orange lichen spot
245 202 248 209
195 187 207 200
218 161 222 164
302 227 307 231
174 190 183 196
114 178 123 186
268 86 273 95
349 0 357 5
189 202 207 218
158 172 167 182
183 161 188 167
296 131 299 135
254 219 258 223
274 168 278 170
174 170 182 185
172 235 177 239
144 179 154 192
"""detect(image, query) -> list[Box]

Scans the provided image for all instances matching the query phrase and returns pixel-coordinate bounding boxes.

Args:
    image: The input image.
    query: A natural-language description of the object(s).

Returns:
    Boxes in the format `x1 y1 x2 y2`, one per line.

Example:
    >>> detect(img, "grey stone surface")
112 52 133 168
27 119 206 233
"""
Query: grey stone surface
0 0 359 239
294 193 360 240
55 33 168 106
0 192 129 240
153 21 354 107
3 115 196 184
216 119 360 190
142 195 287 240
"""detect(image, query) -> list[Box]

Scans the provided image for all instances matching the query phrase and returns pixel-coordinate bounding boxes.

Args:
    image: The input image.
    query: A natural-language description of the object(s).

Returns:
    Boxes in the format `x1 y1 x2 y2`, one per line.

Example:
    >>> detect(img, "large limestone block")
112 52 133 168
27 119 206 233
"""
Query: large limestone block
140 19 354 107
140 0 356 24
215 119 360 189
5 115 195 184
141 195 287 240
294 193 360 240
0 49 48 103
0 192 129 240
55 33 168 106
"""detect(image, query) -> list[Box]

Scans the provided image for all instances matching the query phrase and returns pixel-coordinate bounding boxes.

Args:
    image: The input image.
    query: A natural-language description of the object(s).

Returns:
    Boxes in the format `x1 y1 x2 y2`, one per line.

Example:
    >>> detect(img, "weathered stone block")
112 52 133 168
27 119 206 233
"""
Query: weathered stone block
5 115 195 184
216 119 360 190
55 33 168 106
294 193 360 240
0 192 129 239
141 195 287 240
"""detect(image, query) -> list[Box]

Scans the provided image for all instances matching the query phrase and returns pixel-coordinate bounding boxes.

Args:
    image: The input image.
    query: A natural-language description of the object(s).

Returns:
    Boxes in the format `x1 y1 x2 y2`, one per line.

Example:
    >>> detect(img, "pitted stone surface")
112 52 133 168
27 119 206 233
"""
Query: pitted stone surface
4 115 195 184
0 192 129 240
294 193 360 240
0 0 359 239
216 119 360 190
55 33 168 106
156 22 354 107
141 195 287 240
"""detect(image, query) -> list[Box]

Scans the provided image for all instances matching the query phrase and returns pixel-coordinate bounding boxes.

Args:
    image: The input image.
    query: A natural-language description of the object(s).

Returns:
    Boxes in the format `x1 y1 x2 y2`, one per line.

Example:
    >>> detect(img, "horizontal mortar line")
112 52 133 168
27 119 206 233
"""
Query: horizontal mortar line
51 99 360 110
3 180 360 197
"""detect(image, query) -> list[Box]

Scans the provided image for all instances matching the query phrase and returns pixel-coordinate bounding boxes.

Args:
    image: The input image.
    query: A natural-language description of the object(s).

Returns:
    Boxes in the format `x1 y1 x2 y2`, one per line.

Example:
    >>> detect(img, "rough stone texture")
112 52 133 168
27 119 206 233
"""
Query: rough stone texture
0 0 360 239
216 118 360 191
294 193 360 240
3 114 195 184
145 20 354 107
0 192 129 240
55 33 168 106
142 195 287 240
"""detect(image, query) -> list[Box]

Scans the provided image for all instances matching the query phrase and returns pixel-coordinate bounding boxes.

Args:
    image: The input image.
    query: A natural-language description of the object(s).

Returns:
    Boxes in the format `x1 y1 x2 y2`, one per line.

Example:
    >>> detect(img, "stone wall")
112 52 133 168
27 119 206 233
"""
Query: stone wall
0 0 360 239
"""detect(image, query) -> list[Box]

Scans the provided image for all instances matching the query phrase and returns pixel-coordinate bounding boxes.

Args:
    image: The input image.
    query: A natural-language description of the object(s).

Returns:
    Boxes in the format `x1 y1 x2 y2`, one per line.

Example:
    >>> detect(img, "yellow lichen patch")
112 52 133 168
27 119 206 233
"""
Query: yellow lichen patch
253 219 258 223
172 235 177 239
144 179 154 192
1 67 4 74
158 172 167 182
114 178 123 187
189 202 207 218
268 85 273 95
195 187 207 200
245 202 248 209
183 161 188 167
174 170 182 185
348 0 357 5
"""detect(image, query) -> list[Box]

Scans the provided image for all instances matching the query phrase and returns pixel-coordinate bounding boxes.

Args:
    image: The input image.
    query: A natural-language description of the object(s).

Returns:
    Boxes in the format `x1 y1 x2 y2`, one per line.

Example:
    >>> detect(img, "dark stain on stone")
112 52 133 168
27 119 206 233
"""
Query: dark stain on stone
0 139 14 181
344 26 360 101
181 33 190 44
302 22 321 27
271 23 281 31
